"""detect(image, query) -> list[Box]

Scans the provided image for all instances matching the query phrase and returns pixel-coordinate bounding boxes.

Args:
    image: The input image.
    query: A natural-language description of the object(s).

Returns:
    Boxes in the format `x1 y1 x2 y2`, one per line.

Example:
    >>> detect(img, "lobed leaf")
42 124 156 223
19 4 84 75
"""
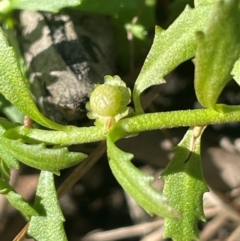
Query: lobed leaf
0 177 37 219
6 190 38 220
133 3 213 113
161 127 208 241
28 171 67 241
0 28 68 131
1 137 87 174
194 0 240 109
107 125 180 218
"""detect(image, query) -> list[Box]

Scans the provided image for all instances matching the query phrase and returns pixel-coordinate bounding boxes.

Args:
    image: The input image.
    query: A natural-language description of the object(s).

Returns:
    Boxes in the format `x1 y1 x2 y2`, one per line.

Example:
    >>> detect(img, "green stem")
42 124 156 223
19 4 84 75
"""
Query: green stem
120 107 240 133
11 107 240 145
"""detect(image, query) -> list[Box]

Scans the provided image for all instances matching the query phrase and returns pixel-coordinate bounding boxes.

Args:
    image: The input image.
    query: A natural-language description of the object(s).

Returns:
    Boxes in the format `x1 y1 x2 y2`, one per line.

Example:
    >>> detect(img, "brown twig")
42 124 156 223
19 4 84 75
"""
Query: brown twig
81 219 163 241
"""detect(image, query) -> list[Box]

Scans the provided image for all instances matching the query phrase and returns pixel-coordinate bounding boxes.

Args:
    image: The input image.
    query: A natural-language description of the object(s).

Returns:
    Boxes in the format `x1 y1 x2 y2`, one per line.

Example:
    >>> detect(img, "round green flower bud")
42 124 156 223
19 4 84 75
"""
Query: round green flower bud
90 84 122 117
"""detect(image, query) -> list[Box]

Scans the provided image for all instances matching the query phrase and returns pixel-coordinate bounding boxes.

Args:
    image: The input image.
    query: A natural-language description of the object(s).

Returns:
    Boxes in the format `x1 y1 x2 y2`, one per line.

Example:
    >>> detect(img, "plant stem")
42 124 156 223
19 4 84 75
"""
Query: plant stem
120 107 240 133
14 108 240 144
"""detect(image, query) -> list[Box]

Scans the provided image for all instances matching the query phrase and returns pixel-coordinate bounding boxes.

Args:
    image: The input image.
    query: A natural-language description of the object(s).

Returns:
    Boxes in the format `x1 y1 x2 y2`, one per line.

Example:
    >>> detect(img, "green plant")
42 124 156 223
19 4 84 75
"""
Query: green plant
0 0 240 240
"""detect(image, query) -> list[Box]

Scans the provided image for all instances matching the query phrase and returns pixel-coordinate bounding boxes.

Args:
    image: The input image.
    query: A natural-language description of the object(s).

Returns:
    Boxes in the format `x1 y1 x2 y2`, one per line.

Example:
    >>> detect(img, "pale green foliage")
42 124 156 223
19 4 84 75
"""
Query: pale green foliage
194 0 217 7
6 190 38 219
0 28 66 131
0 174 38 219
133 3 214 113
3 125 106 145
0 0 239 240
194 0 240 109
1 138 87 175
0 0 80 14
162 127 208 240
107 124 181 219
28 171 67 241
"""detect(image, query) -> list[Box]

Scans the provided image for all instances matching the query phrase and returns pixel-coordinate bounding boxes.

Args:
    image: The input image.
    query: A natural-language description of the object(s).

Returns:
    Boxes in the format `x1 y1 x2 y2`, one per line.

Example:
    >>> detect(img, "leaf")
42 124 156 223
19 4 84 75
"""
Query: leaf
3 125 106 145
1 137 87 174
0 27 68 131
107 125 180 218
0 94 24 123
0 160 11 182
194 0 217 7
0 0 80 14
0 176 12 193
161 127 208 241
194 0 240 109
28 171 67 241
0 145 19 169
0 117 19 130
133 3 213 113
0 120 19 169
0 177 37 219
6 190 38 219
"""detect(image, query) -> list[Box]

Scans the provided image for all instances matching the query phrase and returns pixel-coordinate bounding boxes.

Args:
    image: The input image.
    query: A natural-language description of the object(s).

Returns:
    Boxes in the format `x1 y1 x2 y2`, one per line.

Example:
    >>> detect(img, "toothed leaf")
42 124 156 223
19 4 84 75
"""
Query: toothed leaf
28 171 67 241
1 137 87 174
161 127 208 241
6 190 38 219
133 3 213 113
0 28 66 130
107 125 180 218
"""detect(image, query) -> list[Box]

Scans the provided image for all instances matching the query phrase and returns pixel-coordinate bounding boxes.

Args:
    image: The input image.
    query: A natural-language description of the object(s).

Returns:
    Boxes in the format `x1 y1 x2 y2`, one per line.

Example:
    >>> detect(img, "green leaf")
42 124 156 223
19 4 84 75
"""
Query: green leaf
194 0 217 7
1 137 87 174
0 121 19 169
0 117 19 130
0 27 68 131
0 94 24 123
0 177 37 219
0 124 19 170
0 145 19 169
0 0 80 14
133 3 213 113
0 160 11 182
3 125 106 145
28 171 67 241
161 127 208 241
194 0 240 109
107 125 180 219
0 176 11 193
6 190 38 219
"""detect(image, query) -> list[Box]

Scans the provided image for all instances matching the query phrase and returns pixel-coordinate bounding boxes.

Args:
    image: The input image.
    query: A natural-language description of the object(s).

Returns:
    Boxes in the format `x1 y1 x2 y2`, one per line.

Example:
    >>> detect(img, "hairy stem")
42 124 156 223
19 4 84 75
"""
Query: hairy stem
120 107 240 134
